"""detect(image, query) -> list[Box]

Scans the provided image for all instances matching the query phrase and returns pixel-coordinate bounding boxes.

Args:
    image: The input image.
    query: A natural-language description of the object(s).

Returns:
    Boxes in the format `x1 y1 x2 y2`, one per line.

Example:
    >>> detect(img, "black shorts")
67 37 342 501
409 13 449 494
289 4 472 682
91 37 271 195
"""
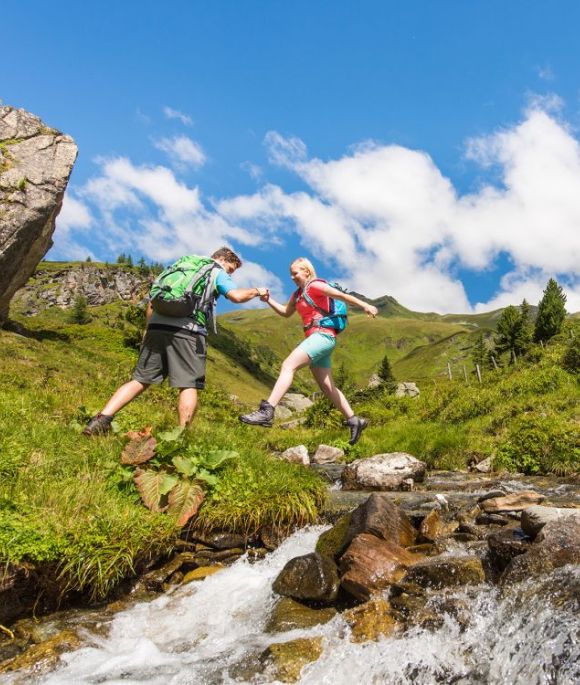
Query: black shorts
133 328 207 389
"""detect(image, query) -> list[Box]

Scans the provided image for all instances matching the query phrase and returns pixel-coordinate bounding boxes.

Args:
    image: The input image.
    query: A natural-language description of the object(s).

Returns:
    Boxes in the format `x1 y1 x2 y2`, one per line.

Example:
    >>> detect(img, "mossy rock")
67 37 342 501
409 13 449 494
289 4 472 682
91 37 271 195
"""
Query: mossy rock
343 598 401 643
266 597 337 633
262 637 323 683
0 629 80 675
182 565 223 583
315 513 352 559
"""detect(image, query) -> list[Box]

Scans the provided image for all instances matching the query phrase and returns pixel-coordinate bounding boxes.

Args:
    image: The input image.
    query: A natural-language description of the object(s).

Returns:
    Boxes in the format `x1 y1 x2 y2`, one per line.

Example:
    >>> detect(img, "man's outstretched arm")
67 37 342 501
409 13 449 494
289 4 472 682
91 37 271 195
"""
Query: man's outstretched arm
226 287 268 304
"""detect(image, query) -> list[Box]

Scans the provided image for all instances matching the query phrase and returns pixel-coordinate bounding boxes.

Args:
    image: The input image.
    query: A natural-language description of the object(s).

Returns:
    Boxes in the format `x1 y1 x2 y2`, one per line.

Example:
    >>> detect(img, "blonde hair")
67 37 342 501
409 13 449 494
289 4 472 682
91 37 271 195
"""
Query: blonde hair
291 257 317 280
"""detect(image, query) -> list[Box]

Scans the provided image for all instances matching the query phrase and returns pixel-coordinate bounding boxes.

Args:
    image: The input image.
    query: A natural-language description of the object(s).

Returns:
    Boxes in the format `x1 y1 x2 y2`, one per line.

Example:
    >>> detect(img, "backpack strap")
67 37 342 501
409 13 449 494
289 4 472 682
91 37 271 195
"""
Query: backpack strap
302 279 331 317
195 262 221 333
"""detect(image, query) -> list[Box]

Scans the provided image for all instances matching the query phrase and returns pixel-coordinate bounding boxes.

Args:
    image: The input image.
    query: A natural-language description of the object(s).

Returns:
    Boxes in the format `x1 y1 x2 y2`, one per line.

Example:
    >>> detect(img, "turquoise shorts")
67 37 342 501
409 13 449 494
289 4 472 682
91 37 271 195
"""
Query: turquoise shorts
298 332 337 368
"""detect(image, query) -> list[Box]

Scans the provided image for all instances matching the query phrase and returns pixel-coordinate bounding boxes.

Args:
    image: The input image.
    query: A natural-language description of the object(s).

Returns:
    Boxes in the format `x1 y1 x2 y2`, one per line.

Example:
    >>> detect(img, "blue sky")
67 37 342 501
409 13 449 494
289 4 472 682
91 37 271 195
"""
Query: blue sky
3 1 580 312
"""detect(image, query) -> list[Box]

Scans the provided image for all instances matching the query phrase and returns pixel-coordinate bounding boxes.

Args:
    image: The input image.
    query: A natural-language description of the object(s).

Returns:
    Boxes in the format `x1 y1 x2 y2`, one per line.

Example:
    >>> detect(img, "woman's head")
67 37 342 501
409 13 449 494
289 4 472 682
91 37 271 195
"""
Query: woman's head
290 258 317 287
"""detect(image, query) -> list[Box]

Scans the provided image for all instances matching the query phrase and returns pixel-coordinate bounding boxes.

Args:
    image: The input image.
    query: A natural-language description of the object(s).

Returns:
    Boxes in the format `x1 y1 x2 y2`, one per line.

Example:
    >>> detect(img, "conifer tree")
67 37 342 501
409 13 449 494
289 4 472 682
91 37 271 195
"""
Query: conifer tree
472 333 488 368
494 305 523 362
116 253 126 264
126 254 134 267
377 353 397 392
518 299 533 352
534 278 567 343
69 295 91 324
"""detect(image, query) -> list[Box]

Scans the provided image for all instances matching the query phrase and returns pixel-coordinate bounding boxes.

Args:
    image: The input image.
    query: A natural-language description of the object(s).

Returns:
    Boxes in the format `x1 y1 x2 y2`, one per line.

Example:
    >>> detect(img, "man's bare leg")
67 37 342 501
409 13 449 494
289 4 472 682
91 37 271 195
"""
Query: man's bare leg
178 387 198 426
102 380 149 417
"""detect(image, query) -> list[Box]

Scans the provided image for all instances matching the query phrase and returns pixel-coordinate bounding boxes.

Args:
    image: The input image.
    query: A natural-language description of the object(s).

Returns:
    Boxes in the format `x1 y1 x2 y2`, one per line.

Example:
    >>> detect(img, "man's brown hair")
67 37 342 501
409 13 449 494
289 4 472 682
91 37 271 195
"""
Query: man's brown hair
211 246 242 268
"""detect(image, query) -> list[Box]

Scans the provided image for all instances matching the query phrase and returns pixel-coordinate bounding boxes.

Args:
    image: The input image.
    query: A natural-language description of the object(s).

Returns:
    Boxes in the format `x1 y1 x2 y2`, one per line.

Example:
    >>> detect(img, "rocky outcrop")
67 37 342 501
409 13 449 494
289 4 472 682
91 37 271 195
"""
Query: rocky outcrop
13 264 149 314
272 552 340 604
0 106 77 324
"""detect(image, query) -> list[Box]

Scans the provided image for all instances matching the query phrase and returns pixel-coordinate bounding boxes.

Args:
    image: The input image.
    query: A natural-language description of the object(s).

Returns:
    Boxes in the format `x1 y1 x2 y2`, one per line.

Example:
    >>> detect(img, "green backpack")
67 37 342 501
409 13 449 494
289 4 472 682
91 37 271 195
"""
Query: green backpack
149 256 219 324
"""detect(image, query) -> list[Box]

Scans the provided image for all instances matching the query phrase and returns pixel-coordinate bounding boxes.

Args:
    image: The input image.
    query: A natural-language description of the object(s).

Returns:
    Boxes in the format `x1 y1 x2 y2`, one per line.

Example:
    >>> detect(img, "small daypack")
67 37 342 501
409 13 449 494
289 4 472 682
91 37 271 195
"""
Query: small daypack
149 256 219 323
300 278 348 333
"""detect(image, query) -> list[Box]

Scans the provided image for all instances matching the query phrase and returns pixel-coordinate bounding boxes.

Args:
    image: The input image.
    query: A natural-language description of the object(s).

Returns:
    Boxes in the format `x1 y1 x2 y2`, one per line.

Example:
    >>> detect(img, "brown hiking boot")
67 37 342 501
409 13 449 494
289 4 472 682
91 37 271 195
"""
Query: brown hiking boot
239 400 275 427
83 413 113 436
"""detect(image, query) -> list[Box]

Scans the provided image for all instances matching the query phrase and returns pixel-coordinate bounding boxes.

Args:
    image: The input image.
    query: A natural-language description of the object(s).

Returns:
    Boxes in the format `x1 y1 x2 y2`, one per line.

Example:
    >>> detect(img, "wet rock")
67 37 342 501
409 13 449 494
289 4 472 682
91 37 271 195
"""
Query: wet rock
487 527 531 574
342 452 426 491
348 492 417 548
182 565 223 583
188 531 247 550
480 491 545 513
0 629 80 676
310 463 345 483
521 505 580 538
260 525 291 551
501 518 580 585
138 553 198 592
475 512 510 526
262 637 323 683
273 552 340 604
395 382 420 398
457 522 488 540
280 445 309 465
316 513 352 560
418 507 459 542
311 444 344 464
192 547 245 563
403 556 485 590
339 533 419 601
477 490 506 502
0 106 77 324
279 393 313 413
343 598 401 642
266 597 336 633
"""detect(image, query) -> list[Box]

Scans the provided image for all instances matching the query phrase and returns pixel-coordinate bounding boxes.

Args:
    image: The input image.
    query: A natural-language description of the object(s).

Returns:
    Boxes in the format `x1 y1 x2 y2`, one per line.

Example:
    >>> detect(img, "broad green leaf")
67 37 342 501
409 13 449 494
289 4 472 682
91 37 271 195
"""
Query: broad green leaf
172 455 197 477
159 473 179 496
134 469 166 512
156 426 185 443
201 449 239 471
195 469 218 487
166 481 205 526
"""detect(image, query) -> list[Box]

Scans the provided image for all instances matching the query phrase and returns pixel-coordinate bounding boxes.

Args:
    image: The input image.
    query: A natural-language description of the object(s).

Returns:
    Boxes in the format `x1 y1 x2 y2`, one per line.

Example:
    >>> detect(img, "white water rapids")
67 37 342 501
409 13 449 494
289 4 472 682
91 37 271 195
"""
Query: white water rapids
13 526 580 685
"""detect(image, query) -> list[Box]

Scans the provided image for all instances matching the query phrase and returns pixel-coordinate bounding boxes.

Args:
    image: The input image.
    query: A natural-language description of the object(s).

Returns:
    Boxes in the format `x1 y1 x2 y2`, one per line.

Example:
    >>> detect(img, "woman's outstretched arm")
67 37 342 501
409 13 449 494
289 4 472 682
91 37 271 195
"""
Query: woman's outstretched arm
317 283 378 318
263 293 297 318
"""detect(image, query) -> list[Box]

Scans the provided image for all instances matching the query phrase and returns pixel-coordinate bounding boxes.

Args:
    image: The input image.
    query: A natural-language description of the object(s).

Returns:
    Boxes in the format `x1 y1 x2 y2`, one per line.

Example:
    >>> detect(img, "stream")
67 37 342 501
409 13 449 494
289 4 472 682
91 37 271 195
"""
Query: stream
4 521 579 685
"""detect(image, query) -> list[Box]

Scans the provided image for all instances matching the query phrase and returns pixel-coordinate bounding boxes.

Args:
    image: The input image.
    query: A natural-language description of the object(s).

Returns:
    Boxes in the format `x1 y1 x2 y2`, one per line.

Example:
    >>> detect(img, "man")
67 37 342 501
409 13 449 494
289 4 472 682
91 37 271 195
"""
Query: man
83 247 267 435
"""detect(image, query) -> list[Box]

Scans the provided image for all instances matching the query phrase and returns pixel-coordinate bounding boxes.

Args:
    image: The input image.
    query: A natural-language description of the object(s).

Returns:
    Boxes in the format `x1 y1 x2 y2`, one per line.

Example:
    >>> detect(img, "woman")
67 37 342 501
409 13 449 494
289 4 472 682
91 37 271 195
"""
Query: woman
239 258 379 445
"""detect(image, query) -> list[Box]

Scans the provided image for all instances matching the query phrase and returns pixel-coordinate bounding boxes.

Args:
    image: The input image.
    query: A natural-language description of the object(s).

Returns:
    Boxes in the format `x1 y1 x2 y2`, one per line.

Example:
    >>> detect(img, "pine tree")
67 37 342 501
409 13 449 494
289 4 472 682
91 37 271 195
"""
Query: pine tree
377 354 397 392
534 278 567 343
116 253 127 264
69 295 91 324
471 333 488 369
126 254 134 267
518 299 533 353
494 305 522 362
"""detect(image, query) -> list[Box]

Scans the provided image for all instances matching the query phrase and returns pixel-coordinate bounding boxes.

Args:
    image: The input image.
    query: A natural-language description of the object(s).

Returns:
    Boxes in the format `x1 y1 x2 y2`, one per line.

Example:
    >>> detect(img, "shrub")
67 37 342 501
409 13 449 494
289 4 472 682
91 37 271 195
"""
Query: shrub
561 335 580 375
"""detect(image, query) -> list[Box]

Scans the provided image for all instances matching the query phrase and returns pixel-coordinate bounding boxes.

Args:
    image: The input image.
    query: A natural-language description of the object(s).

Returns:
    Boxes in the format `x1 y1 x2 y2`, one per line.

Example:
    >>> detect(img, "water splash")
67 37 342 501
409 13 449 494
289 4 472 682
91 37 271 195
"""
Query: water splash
10 527 580 685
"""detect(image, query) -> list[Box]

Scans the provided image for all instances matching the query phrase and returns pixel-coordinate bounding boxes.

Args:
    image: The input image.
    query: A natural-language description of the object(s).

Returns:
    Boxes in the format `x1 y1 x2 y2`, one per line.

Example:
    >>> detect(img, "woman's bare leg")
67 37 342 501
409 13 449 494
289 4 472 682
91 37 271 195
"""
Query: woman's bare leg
267 348 311 407
310 366 354 418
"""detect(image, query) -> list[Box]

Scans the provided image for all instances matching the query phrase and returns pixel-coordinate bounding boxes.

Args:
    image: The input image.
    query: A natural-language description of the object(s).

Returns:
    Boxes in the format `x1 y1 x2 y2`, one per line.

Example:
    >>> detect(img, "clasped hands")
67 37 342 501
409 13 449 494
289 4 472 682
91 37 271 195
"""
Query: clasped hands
256 287 270 301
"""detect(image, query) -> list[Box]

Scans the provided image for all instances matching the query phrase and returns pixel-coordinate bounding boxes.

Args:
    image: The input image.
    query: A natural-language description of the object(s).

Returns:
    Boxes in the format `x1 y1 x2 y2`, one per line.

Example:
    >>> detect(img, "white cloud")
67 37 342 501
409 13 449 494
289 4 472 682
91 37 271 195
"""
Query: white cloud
61 100 580 314
163 106 193 126
154 135 206 169
537 65 555 82
57 193 93 231
222 104 580 313
52 193 96 260
240 160 263 181
76 156 257 261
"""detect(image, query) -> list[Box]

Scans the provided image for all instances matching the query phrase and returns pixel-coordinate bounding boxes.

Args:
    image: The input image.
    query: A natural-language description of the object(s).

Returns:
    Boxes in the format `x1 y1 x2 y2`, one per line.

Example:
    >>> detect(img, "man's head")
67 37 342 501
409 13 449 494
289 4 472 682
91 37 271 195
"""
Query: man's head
211 246 242 274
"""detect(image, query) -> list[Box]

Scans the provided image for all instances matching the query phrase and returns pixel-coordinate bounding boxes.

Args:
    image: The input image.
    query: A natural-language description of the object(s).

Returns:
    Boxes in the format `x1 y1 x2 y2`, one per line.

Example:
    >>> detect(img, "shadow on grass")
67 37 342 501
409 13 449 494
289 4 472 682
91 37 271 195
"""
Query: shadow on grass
2 319 70 342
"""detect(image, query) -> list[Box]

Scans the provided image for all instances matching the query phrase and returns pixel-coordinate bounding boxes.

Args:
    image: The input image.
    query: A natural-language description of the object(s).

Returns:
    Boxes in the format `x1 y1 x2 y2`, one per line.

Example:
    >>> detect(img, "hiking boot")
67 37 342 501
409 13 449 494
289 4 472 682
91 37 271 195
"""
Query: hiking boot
345 416 369 445
239 400 275 428
83 413 113 436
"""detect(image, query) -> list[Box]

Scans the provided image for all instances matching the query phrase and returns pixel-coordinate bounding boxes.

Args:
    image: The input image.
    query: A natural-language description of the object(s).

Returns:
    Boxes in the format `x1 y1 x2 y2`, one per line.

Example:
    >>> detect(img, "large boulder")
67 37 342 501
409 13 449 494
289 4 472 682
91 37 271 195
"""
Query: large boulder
316 493 416 561
342 452 427 491
0 106 77 324
311 444 344 464
272 552 340 604
521 505 580 538
339 534 418 601
279 445 309 465
395 382 420 398
479 491 545 513
402 556 485 590
501 518 580 585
